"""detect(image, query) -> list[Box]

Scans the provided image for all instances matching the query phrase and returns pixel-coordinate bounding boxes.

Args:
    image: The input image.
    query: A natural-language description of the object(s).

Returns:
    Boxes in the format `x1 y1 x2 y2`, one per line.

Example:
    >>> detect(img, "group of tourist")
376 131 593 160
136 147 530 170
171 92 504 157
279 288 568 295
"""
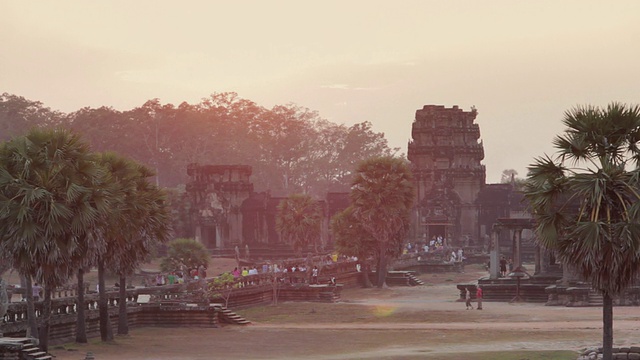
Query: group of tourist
465 286 483 310
148 264 208 287
404 236 468 263
230 263 322 285
405 235 450 255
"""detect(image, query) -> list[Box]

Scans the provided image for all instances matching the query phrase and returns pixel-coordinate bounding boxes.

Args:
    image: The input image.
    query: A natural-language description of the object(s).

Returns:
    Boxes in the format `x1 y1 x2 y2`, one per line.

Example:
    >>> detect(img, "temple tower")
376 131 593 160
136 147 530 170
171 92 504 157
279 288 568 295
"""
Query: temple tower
407 105 486 246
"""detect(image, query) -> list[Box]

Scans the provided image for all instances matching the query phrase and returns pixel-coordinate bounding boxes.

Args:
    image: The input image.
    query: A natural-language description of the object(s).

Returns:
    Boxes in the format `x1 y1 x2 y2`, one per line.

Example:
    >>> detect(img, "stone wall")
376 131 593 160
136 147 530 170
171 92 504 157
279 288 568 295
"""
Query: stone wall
578 346 640 360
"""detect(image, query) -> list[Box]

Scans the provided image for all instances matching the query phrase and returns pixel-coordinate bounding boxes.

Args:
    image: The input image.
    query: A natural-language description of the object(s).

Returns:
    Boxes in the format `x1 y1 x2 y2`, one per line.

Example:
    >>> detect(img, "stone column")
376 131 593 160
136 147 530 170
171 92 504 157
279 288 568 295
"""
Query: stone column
513 228 522 270
194 223 202 243
534 245 541 275
489 228 500 280
561 262 581 285
215 225 222 248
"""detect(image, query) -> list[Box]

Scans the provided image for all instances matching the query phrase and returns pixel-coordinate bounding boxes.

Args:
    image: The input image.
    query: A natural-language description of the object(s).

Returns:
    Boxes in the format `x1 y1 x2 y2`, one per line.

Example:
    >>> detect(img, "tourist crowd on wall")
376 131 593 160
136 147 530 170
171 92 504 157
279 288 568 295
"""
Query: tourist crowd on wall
145 264 208 287
145 254 358 289
403 236 467 264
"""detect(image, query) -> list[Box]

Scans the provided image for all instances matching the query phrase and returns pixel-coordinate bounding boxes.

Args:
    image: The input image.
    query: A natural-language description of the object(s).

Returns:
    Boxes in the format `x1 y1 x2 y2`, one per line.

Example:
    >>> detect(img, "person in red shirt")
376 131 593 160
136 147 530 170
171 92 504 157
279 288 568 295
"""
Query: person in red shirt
476 286 483 310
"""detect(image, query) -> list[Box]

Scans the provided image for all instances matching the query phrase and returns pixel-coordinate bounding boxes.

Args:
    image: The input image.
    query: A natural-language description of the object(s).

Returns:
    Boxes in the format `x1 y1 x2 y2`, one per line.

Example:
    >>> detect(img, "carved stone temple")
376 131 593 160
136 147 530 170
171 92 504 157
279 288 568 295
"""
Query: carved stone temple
186 164 255 249
407 105 486 247
185 164 340 257
407 105 549 263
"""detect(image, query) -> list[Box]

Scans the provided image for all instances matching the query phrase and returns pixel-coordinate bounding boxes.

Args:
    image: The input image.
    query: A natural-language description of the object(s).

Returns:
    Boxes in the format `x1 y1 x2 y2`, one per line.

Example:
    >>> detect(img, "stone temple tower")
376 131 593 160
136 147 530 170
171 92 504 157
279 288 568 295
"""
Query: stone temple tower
407 105 486 246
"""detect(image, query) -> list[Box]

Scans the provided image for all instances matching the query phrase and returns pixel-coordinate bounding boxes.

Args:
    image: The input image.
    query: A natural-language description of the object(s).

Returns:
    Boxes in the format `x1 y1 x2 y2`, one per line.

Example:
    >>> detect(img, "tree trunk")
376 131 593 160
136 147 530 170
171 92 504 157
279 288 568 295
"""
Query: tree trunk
38 287 51 352
24 276 38 338
0 278 7 321
272 275 279 306
97 260 113 341
376 253 388 288
117 274 128 335
362 262 373 288
602 292 613 360
75 268 87 343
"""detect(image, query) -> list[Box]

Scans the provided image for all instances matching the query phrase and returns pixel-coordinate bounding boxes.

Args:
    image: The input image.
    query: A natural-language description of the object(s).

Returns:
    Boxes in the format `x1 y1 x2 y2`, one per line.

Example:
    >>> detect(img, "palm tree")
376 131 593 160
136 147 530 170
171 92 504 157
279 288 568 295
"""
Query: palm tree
112 161 171 335
350 156 414 288
331 206 375 287
93 153 171 339
0 128 109 350
524 103 640 360
276 193 323 254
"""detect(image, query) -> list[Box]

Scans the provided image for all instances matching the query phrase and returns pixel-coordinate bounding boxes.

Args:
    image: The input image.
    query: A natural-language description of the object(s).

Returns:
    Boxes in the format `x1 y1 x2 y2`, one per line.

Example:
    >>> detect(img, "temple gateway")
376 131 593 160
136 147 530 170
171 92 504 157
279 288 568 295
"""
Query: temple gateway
408 104 526 249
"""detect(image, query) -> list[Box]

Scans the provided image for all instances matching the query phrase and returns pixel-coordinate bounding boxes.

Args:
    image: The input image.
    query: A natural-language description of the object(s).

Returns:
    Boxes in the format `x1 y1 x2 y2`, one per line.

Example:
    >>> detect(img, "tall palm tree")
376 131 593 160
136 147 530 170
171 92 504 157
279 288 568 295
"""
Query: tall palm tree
350 156 414 288
112 161 171 335
276 193 323 254
331 206 375 287
524 103 640 360
94 153 171 338
0 128 109 351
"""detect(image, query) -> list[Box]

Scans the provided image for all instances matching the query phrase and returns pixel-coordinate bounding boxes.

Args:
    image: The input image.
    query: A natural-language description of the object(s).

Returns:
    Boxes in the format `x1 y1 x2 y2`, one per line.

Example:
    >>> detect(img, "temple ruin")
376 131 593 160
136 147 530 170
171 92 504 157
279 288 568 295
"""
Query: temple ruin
407 105 486 246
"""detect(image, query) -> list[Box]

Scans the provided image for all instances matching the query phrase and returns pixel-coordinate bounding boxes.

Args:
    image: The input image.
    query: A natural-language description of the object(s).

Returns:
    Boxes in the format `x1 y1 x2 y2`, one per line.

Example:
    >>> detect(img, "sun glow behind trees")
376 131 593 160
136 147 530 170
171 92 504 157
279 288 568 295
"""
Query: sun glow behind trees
0 92 397 197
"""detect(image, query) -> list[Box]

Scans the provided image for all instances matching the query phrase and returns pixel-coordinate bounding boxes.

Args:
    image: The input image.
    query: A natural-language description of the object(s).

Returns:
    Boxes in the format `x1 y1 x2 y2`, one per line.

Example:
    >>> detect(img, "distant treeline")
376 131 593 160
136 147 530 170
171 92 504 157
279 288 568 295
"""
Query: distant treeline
0 92 397 196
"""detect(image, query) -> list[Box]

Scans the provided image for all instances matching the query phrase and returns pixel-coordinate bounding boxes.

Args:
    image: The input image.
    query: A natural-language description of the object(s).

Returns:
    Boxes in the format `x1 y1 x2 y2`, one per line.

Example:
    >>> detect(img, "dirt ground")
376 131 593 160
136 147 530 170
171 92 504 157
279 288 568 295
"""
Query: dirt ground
42 262 638 360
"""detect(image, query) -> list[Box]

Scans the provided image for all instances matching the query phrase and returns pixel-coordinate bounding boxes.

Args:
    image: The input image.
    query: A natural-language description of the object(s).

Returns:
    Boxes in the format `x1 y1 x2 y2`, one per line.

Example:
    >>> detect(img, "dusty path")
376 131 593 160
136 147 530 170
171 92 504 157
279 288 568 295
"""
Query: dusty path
48 265 630 359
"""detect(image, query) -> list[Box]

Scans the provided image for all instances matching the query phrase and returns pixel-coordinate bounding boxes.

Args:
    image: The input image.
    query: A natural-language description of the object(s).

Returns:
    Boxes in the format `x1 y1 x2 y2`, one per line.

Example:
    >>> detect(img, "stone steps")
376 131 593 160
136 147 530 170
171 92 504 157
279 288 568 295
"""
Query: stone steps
217 307 251 325
0 337 53 360
407 274 425 286
588 290 604 306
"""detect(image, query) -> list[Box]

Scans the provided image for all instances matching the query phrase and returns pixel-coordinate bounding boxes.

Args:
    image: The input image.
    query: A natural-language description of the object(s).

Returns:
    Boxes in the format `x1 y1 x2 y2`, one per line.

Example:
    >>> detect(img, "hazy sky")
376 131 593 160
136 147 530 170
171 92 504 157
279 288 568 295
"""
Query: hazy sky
3 1 639 183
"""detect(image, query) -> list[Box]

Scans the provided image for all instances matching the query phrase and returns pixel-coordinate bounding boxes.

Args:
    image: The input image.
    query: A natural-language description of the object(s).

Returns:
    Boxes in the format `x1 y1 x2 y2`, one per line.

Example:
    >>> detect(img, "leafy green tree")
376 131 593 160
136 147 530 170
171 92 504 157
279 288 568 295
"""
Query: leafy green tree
207 272 236 307
305 120 399 196
350 157 414 288
500 169 526 190
0 128 109 350
165 187 194 239
0 93 61 141
524 103 640 360
160 238 210 274
331 206 375 287
276 194 323 253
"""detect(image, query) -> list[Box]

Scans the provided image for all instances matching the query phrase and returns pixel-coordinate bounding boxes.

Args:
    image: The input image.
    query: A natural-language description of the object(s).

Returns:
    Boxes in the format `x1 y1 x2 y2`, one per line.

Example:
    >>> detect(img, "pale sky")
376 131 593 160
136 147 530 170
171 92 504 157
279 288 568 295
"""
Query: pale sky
2 1 639 183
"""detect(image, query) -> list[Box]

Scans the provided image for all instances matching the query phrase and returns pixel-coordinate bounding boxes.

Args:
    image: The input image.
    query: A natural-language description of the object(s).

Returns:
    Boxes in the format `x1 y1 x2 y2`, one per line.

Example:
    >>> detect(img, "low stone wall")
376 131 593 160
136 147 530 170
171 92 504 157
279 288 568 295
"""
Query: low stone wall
459 276 552 303
545 285 640 307
394 260 462 274
578 346 640 360
1 303 218 345
212 283 344 308
1 264 361 344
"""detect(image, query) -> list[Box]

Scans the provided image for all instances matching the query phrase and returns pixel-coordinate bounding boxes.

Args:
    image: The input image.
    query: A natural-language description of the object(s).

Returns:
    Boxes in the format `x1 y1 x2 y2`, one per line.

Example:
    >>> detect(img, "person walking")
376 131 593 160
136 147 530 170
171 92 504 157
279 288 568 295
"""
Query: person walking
32 282 42 302
499 256 507 277
476 285 483 310
311 266 319 285
465 287 473 310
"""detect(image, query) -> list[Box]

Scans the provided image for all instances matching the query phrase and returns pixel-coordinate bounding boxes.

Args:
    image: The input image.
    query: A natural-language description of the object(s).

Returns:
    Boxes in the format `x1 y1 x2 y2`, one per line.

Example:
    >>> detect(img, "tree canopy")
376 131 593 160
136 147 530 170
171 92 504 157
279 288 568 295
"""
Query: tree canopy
0 128 172 347
160 238 210 273
0 128 111 349
0 92 397 197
